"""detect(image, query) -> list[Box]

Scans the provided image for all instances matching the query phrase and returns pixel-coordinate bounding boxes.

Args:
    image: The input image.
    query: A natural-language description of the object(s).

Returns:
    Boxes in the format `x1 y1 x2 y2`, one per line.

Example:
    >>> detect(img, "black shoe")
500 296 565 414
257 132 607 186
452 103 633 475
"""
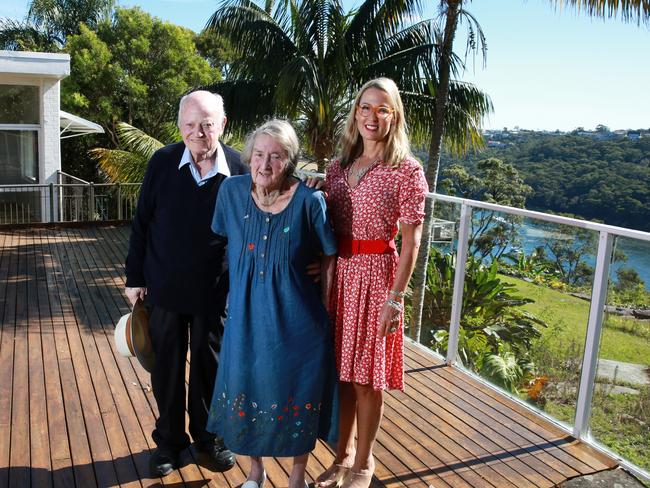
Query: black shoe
149 447 179 477
195 437 236 471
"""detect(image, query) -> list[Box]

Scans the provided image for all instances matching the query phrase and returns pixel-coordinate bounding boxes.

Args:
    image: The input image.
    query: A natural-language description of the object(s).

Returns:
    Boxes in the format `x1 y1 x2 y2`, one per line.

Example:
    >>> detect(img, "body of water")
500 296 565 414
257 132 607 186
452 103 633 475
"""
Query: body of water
515 220 650 290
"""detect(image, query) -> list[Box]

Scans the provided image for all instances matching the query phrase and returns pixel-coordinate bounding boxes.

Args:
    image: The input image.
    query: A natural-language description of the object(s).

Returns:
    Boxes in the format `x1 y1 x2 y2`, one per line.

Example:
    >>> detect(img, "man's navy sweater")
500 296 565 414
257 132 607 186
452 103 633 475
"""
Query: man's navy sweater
125 141 249 315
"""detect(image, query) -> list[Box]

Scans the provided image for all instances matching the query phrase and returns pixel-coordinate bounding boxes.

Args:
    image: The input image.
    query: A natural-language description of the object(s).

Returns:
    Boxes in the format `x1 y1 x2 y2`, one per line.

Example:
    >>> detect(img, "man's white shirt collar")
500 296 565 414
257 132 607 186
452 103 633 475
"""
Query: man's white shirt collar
179 143 230 185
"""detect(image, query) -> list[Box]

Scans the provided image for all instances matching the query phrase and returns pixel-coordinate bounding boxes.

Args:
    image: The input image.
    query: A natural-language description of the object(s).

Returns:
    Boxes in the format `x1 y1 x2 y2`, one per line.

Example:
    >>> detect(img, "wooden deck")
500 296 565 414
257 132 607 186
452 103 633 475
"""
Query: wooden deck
0 225 618 487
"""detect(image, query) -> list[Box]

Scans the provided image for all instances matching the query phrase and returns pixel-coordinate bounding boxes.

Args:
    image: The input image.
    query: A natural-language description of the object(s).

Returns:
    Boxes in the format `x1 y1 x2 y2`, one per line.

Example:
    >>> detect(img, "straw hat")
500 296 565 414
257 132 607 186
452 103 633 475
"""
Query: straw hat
114 299 155 372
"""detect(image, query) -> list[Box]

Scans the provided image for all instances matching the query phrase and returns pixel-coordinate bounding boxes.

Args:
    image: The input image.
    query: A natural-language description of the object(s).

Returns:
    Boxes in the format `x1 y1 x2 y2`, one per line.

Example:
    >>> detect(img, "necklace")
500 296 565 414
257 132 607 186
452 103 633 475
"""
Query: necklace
350 157 379 180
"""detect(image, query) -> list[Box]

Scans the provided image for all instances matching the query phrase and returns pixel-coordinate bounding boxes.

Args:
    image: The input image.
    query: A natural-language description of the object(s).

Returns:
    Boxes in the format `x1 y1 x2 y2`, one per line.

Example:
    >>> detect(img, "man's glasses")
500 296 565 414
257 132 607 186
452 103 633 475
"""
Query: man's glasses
357 103 395 119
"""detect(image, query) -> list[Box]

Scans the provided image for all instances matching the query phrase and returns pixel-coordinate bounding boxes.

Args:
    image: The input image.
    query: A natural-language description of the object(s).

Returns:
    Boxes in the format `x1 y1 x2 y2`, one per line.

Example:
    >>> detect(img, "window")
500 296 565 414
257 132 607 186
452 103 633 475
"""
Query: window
0 130 38 184
0 84 39 124
0 84 40 184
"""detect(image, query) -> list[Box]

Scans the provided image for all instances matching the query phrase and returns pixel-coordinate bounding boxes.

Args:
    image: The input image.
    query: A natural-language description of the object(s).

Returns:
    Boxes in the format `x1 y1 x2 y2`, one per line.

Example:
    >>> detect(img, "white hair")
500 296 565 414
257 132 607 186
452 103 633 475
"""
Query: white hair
177 90 226 127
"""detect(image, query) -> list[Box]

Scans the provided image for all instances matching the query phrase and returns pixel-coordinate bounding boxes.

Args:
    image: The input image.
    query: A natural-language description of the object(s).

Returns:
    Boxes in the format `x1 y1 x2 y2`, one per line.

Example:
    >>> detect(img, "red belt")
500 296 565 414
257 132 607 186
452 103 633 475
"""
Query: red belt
338 238 396 256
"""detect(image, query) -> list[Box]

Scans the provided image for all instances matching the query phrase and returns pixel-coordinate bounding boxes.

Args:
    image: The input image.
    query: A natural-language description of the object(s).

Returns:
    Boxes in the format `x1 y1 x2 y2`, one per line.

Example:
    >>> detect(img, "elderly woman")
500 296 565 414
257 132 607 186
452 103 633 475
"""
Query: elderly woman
206 119 338 488
316 78 428 488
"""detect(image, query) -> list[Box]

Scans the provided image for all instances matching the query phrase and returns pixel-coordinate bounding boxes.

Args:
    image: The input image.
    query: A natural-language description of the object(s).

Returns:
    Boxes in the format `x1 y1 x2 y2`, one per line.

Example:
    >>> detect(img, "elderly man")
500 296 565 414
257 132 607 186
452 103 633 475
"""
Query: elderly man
125 90 248 476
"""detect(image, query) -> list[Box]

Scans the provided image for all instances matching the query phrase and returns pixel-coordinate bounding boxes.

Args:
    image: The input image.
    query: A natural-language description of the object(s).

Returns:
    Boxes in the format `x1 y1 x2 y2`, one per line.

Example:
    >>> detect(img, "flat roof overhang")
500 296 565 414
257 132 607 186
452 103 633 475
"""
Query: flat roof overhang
0 50 70 79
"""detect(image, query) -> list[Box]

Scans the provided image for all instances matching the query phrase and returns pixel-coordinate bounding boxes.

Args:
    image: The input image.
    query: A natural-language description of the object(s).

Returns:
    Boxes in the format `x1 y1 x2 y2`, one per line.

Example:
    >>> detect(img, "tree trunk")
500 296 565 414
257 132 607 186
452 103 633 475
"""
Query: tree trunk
312 130 335 172
408 0 462 343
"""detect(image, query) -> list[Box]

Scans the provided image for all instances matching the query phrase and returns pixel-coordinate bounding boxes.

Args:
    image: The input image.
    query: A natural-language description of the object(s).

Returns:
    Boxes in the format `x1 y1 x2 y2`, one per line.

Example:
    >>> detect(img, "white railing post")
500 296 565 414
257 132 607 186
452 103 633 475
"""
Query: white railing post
446 203 472 366
573 231 614 439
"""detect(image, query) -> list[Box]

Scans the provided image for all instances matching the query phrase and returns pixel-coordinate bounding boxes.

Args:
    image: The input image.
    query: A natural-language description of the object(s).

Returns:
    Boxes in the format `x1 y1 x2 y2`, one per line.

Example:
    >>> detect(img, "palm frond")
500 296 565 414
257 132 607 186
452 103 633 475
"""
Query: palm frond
91 148 149 183
549 0 650 25
346 0 425 60
205 2 297 79
0 18 61 50
274 55 319 114
201 80 278 136
90 122 164 183
115 122 165 160
402 79 491 154
457 7 488 69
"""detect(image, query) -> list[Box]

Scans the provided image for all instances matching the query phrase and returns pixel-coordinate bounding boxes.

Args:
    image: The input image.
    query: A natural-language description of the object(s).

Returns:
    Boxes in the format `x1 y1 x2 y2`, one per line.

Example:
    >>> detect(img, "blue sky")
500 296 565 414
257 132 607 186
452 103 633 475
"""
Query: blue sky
2 0 648 131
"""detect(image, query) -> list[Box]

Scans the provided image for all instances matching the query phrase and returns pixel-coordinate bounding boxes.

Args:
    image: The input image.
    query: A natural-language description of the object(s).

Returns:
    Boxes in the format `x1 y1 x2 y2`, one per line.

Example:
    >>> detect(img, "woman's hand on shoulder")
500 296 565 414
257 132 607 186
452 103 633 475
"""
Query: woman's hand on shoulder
304 176 325 190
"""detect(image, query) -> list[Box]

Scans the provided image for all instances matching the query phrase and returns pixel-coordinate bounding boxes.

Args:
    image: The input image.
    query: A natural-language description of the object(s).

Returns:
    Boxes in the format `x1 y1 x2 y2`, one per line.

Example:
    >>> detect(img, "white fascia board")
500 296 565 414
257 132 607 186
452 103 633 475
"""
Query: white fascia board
0 50 70 79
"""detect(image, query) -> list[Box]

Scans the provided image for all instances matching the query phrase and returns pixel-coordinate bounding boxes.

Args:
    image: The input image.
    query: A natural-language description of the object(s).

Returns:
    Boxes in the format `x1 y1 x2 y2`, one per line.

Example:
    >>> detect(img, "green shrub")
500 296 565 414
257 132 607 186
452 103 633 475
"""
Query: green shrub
422 249 546 392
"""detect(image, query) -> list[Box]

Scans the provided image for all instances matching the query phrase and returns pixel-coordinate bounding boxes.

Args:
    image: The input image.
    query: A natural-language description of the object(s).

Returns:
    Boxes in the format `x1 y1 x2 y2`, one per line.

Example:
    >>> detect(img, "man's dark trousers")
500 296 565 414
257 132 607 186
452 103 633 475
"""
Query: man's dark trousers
148 301 225 452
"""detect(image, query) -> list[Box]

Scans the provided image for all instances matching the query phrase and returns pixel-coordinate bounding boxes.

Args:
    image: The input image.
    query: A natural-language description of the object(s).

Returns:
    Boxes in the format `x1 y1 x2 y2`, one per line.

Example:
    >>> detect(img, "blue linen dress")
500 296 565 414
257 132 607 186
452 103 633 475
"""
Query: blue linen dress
206 174 339 456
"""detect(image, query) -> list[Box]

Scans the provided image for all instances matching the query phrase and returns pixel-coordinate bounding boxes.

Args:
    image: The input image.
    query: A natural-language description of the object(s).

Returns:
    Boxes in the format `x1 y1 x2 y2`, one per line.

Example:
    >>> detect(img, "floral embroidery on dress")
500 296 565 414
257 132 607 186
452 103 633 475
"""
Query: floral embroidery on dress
209 387 325 445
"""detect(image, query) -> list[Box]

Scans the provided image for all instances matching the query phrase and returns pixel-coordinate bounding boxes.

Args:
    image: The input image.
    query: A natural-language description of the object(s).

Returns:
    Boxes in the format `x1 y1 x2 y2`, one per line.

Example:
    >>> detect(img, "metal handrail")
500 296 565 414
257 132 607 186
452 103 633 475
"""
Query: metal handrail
0 182 142 224
431 192 650 243
428 192 650 484
56 170 90 185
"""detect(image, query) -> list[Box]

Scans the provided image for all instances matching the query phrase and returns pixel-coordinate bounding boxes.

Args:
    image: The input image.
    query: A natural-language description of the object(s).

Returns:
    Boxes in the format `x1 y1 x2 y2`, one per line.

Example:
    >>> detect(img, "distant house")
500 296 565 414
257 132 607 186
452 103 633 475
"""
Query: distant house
0 50 103 221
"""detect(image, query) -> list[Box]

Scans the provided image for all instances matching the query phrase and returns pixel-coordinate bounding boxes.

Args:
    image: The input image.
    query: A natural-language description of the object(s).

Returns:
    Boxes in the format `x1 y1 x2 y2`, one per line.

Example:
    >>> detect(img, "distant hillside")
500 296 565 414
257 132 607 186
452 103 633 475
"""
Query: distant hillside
433 131 650 232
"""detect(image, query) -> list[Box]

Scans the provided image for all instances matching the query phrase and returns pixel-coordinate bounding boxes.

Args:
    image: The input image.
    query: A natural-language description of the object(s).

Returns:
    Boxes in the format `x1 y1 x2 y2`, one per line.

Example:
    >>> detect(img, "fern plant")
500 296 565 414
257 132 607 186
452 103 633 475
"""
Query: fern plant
424 248 546 393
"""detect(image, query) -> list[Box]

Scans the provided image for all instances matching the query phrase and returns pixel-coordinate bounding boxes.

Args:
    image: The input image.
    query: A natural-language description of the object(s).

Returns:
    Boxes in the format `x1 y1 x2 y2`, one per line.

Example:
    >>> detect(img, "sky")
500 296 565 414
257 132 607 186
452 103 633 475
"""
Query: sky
2 0 649 131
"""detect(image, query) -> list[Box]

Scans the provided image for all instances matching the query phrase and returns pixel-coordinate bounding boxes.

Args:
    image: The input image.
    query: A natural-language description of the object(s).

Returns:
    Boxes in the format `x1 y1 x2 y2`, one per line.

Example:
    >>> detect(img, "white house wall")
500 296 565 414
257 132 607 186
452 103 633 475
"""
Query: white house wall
41 78 60 185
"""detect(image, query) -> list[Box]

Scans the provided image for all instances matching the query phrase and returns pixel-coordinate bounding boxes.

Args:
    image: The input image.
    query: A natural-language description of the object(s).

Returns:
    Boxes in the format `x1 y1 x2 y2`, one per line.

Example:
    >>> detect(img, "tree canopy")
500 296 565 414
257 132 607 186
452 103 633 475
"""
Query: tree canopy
204 0 492 169
63 7 218 145
56 7 217 179
440 132 650 232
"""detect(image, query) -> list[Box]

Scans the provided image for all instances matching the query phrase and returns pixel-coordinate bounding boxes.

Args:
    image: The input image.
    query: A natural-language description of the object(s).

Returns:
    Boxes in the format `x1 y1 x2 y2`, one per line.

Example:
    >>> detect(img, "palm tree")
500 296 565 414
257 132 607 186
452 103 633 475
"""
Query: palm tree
410 0 488 341
0 19 60 51
90 122 175 183
28 0 115 42
0 0 114 50
409 0 650 341
204 0 492 170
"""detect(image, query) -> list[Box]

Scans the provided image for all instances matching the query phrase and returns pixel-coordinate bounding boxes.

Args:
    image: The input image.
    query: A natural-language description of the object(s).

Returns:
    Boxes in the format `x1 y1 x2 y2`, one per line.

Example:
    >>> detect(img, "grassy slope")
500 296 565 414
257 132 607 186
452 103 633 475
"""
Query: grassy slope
500 276 650 472
500 275 650 366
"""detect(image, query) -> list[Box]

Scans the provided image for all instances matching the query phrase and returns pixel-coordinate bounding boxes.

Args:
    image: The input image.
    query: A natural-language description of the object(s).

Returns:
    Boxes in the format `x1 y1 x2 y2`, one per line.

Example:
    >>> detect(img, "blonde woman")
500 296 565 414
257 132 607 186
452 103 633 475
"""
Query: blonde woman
317 78 428 488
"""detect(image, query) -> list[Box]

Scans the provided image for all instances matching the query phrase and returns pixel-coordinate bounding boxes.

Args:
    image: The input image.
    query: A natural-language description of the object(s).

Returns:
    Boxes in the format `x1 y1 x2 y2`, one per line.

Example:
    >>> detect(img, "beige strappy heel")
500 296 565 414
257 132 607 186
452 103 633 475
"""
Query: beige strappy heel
314 463 351 488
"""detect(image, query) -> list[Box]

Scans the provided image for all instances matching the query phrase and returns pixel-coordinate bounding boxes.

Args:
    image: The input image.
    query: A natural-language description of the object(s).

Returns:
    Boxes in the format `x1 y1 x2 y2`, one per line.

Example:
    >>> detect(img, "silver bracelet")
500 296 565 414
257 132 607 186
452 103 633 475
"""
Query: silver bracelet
385 299 403 312
389 289 405 298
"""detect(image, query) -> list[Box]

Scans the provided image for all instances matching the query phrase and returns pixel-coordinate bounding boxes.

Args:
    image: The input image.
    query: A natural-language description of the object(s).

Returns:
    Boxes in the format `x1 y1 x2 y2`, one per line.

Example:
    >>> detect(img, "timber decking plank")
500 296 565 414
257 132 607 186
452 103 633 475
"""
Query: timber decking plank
85 227 208 486
395 357 536 487
38 229 76 488
43 230 98 488
63 226 151 488
27 231 53 488
85 226 215 486
50 229 121 488
10 231 31 488
61 226 165 487
387 389 518 488
381 401 486 488
99 225 242 487
374 411 455 488
0 230 14 488
400 352 561 486
82 226 239 487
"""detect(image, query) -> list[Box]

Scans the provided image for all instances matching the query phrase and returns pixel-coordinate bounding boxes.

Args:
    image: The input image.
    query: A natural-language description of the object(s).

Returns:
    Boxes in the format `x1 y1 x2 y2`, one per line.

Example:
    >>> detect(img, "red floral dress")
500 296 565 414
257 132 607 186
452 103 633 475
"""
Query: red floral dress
326 157 428 390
